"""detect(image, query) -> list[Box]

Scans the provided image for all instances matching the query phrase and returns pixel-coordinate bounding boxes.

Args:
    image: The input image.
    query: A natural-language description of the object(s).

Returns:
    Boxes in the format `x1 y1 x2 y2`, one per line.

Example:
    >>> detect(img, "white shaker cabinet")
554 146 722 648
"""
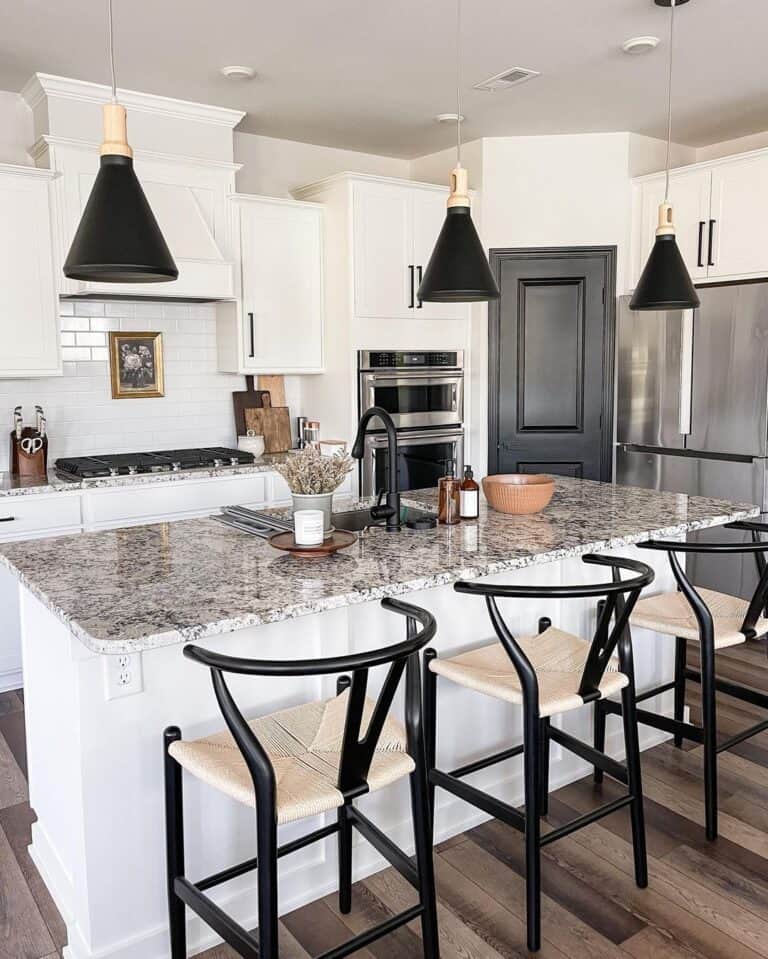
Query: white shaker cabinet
630 148 768 289
352 178 468 321
635 168 711 287
0 164 61 378
709 153 768 280
218 195 325 374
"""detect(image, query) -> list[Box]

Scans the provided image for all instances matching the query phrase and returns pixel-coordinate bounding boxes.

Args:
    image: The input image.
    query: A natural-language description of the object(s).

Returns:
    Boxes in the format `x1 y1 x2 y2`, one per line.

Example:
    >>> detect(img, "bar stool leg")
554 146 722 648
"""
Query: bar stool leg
619 685 648 888
256 800 279 958
336 676 354 913
673 637 687 748
410 766 441 958
523 705 542 952
700 638 719 841
163 727 187 959
423 649 438 827
539 718 550 817
592 601 607 785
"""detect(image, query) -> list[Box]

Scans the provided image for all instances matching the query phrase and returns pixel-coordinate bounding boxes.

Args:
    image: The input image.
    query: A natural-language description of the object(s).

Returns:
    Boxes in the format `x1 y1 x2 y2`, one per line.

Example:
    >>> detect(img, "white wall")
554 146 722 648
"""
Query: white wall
628 133 697 177
0 92 33 166
234 131 409 198
696 129 768 162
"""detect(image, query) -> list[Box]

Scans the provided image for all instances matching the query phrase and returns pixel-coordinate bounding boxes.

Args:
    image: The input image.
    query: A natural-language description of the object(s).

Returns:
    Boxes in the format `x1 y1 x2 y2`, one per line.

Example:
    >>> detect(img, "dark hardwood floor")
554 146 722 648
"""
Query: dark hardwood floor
4 637 768 959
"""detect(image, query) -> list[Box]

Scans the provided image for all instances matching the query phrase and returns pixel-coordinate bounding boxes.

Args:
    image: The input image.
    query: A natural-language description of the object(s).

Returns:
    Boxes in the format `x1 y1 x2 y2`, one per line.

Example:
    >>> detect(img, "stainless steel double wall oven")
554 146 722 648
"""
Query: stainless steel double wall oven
357 350 464 495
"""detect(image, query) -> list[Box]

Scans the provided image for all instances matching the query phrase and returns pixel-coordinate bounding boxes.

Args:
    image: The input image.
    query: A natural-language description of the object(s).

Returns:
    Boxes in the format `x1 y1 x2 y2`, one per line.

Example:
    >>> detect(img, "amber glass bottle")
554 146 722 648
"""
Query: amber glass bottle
438 460 461 525
459 464 480 519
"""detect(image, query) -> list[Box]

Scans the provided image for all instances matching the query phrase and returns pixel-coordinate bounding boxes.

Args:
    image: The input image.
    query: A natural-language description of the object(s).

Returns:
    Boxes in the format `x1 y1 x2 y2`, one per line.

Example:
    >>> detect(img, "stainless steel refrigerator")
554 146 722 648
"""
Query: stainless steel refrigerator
616 282 768 598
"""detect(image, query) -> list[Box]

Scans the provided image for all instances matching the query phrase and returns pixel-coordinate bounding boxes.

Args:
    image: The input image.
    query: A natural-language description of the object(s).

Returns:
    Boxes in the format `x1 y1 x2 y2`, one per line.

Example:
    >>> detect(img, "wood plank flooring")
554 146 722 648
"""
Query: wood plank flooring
3 636 768 959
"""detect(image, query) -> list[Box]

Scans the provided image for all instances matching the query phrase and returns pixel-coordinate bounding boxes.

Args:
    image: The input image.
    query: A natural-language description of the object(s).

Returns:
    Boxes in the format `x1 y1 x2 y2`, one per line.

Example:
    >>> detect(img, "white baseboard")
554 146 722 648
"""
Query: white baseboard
0 668 22 693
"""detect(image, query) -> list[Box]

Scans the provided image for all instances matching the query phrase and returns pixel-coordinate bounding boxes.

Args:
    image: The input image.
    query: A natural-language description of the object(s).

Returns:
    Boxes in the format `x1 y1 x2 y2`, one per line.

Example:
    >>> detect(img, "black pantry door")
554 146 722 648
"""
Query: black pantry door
488 247 616 481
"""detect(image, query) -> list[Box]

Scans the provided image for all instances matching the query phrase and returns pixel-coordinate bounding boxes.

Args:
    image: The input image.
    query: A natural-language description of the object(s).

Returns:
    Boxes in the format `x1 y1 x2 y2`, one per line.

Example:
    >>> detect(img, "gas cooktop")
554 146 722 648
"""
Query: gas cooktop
55 447 255 479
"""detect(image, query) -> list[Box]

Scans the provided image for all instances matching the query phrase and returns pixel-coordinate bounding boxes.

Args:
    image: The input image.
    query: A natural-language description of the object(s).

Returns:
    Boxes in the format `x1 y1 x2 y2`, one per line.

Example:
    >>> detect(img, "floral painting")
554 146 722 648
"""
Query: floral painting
109 332 165 399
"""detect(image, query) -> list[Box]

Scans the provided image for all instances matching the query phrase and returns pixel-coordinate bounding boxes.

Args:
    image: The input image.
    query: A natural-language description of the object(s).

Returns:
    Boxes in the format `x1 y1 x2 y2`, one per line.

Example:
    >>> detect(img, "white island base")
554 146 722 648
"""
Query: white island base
21 546 677 959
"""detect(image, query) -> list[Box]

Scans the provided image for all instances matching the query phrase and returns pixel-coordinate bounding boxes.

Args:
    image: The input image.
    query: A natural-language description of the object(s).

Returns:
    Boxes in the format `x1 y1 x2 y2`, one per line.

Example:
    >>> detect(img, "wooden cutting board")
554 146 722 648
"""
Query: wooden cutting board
244 401 292 453
232 375 271 436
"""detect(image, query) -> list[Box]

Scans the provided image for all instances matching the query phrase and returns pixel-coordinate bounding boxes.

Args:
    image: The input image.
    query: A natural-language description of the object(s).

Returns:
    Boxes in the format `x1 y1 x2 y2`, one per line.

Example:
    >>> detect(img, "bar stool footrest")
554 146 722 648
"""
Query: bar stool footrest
430 768 526 832
348 807 420 889
175 877 260 959
549 726 628 785
540 795 634 846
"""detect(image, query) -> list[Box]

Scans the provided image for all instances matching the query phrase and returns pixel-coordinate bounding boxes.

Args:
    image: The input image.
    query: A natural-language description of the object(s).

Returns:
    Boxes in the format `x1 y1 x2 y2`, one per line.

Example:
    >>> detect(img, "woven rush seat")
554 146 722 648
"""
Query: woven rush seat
631 587 768 649
429 625 629 718
169 691 415 825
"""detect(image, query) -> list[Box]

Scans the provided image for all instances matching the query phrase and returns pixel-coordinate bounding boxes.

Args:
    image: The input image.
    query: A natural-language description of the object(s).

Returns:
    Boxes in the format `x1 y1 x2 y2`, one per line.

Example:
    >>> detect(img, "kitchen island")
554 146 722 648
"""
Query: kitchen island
0 478 757 959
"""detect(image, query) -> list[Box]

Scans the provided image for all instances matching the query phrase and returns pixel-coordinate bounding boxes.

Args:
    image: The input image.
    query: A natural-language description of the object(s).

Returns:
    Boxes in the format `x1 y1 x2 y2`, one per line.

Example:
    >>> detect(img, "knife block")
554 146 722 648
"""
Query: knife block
10 429 48 479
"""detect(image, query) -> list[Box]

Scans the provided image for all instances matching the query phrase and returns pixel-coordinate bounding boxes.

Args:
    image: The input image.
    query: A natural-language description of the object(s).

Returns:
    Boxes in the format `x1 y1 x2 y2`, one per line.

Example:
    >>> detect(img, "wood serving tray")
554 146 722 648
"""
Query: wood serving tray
268 529 357 558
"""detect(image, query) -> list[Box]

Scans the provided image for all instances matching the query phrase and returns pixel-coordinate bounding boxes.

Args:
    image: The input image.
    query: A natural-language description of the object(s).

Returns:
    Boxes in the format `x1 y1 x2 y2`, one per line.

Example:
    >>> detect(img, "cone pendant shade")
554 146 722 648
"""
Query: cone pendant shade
63 103 177 283
630 232 700 311
418 167 499 303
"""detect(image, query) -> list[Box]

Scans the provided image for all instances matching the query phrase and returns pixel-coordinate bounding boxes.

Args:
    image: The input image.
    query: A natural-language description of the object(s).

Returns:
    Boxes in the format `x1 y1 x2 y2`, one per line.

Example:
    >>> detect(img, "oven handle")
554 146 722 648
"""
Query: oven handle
361 374 464 385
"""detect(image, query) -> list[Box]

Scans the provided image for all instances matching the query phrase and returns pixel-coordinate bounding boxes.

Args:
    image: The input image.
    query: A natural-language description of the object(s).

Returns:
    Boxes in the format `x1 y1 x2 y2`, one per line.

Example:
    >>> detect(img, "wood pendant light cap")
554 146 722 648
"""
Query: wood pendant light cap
447 166 470 208
100 103 133 158
656 201 676 236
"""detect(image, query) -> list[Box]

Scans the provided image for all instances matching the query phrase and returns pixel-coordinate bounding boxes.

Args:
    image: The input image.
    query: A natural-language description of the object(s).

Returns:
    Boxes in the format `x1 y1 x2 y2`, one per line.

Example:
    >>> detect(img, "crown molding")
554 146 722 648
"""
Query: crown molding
21 73 246 130
0 160 59 180
30 135 243 172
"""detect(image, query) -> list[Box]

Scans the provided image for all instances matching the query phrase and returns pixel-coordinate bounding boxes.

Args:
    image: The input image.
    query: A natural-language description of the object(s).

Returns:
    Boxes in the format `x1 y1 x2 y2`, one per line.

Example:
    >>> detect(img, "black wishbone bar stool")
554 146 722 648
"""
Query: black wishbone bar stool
595 521 768 842
424 554 654 953
163 597 440 959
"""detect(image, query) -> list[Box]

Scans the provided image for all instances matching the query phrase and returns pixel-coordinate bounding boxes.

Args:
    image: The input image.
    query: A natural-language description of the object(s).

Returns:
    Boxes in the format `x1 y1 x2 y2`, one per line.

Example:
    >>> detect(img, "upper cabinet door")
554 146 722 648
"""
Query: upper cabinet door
411 189 471 321
709 153 768 280
353 181 414 319
240 199 324 373
0 166 60 377
636 170 711 287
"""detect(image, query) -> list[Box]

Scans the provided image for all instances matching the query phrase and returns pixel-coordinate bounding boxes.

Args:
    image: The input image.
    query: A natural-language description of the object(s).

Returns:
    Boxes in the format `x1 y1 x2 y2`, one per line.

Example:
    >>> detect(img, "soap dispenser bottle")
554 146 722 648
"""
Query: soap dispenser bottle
438 460 461 525
459 464 480 519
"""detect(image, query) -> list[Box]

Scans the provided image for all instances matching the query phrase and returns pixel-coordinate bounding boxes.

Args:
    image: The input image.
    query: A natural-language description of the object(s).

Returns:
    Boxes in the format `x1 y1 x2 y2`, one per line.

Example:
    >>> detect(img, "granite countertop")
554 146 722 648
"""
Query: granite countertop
0 477 757 654
0 453 294 497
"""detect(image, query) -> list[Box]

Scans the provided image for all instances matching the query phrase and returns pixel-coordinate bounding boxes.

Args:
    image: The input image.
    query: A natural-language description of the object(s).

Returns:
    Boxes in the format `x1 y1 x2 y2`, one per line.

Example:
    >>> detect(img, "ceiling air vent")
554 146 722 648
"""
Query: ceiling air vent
473 67 540 92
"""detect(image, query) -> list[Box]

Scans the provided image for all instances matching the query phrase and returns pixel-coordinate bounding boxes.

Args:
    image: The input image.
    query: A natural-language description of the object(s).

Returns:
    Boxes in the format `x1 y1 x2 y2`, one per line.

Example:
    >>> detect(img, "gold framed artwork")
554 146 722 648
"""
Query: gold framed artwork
108 332 165 399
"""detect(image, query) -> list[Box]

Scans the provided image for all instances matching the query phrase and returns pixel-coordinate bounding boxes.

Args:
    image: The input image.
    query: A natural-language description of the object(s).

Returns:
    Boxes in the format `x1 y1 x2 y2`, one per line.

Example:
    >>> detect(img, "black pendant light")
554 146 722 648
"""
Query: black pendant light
417 0 499 303
631 0 699 311
63 0 177 283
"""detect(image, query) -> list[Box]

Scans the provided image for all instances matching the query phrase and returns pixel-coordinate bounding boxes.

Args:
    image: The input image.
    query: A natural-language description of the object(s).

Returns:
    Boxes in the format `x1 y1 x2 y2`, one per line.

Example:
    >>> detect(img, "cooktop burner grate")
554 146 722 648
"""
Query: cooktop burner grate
55 447 255 479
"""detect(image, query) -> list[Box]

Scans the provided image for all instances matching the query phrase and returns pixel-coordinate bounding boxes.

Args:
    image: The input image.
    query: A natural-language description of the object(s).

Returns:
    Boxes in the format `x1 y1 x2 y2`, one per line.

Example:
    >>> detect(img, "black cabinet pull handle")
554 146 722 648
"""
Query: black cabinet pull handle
408 265 415 309
0 516 15 523
708 219 716 267
697 220 705 268
248 311 255 358
416 265 423 308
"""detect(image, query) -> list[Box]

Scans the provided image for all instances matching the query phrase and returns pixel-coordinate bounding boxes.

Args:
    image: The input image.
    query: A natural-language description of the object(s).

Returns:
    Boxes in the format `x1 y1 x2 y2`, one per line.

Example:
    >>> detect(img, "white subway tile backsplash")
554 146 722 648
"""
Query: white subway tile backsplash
76 332 107 347
0 299 246 471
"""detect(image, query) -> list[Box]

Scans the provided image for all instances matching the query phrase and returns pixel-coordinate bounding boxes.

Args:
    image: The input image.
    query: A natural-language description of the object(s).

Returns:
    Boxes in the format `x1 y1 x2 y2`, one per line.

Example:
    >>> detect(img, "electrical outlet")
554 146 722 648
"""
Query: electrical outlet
104 651 143 700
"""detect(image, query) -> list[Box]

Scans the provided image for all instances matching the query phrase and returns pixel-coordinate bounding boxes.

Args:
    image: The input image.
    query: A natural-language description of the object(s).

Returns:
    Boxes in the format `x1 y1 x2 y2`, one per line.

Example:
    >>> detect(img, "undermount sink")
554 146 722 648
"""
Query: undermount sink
332 504 436 532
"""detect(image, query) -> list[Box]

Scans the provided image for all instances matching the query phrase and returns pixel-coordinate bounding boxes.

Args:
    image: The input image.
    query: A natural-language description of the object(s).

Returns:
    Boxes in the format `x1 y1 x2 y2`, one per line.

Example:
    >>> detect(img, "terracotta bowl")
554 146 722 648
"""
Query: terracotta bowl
481 474 555 515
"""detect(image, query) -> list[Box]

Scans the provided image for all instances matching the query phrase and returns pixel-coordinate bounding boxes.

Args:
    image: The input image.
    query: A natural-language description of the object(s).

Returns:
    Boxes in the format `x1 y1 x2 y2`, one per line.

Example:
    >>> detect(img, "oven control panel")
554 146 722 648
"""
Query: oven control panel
361 351 463 370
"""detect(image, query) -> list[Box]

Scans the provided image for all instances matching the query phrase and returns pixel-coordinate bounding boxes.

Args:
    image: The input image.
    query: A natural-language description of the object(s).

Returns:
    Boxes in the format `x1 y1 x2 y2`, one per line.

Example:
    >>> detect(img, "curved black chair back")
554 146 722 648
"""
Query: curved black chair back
454 554 655 709
183 596 436 800
639 519 768 641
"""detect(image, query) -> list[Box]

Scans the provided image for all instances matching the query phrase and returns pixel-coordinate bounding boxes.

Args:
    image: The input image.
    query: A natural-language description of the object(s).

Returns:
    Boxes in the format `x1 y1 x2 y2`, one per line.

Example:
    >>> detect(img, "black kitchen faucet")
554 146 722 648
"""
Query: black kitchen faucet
351 406 401 531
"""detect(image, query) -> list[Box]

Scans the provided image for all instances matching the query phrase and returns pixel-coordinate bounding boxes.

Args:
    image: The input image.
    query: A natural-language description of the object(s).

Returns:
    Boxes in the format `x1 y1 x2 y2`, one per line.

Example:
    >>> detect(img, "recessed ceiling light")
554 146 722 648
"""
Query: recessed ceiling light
622 36 660 55
434 113 465 124
220 65 257 80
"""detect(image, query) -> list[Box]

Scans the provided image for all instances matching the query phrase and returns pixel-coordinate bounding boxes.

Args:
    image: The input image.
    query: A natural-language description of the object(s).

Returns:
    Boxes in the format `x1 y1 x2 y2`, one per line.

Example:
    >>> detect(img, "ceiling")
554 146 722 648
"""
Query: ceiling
2 0 766 158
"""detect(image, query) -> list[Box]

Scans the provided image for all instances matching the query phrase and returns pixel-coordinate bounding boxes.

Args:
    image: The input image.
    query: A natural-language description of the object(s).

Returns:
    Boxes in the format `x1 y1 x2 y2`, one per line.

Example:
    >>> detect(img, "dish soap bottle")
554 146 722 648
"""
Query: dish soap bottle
438 460 461 525
460 464 480 519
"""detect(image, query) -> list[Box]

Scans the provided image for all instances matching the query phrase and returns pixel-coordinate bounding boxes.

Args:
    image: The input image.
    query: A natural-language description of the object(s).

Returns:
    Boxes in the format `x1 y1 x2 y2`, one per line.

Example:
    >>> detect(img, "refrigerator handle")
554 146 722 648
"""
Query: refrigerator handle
679 309 694 436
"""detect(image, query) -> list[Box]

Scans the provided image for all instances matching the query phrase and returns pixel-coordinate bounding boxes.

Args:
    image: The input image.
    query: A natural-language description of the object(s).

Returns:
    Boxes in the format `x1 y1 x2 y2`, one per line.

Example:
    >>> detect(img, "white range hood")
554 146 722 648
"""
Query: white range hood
22 74 245 300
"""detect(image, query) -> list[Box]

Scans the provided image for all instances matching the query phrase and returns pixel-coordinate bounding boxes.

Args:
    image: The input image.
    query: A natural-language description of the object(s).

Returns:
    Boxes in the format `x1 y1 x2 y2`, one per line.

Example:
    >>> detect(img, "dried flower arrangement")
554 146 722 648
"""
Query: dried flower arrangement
273 447 354 494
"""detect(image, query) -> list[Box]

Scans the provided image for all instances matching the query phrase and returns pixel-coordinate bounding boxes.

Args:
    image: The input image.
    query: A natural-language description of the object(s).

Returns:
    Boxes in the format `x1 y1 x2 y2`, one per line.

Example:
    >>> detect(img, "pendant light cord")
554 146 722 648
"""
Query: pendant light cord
107 0 117 102
664 0 676 202
455 0 462 167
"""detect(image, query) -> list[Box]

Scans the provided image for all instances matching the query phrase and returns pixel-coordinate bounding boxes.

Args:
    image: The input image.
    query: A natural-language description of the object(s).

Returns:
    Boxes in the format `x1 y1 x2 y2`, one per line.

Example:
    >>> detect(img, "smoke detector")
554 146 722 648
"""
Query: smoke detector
622 36 660 55
220 65 257 80
473 67 540 92
434 113 465 124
